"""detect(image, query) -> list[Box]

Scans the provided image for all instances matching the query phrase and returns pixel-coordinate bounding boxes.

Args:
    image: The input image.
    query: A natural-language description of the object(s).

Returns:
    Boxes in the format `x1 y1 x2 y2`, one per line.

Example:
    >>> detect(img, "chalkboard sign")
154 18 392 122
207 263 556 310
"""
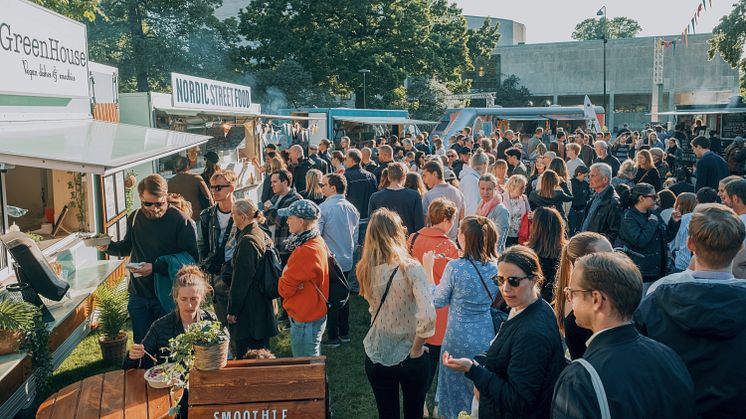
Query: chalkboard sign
722 113 746 139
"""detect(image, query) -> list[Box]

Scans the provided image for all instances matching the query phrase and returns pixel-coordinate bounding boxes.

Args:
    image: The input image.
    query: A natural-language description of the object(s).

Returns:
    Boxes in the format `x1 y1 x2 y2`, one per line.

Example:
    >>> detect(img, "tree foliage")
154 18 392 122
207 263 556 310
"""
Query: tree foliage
86 0 239 92
253 60 341 111
494 75 532 107
237 0 499 108
407 77 452 121
572 17 642 41
32 0 105 22
708 0 746 92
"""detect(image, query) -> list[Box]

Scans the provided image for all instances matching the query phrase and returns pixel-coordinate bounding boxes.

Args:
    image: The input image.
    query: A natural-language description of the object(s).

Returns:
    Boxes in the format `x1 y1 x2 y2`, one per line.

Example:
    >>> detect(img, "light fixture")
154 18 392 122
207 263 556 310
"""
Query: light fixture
478 66 485 77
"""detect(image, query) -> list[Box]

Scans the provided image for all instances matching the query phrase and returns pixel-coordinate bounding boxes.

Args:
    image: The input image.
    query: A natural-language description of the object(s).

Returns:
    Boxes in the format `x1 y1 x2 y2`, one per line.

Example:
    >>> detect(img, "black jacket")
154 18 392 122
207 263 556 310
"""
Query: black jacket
570 178 591 209
290 157 316 193
695 151 729 192
198 205 234 275
615 207 672 279
465 299 565 419
343 164 378 218
373 160 392 185
528 189 573 219
552 324 696 419
122 309 215 369
594 154 621 178
583 186 622 244
308 153 330 174
635 274 746 419
668 181 695 196
634 167 662 192
228 222 278 341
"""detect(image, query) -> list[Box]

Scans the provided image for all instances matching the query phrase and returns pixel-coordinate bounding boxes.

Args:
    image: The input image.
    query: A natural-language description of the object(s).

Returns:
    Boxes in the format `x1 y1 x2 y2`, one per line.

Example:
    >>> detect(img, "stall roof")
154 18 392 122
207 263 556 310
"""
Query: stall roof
332 116 439 125
655 108 746 116
0 119 210 175
154 107 324 121
448 106 604 121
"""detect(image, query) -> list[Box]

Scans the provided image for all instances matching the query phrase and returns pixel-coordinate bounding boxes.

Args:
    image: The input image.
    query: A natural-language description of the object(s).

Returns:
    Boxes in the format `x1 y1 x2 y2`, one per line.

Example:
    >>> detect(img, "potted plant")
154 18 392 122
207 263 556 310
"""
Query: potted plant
165 320 229 387
94 281 129 365
0 299 37 355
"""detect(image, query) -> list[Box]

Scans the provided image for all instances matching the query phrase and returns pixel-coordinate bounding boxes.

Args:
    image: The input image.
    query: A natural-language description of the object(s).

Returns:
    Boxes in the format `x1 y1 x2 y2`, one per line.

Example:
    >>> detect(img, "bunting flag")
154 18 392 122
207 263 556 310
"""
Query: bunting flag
697 3 703 15
691 18 696 33
709 0 712 7
702 0 707 11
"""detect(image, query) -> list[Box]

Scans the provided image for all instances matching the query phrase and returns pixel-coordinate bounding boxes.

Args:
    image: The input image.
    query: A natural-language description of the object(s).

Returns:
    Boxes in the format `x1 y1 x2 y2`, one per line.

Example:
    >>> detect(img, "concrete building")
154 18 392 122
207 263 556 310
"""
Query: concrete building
464 15 525 46
492 33 740 131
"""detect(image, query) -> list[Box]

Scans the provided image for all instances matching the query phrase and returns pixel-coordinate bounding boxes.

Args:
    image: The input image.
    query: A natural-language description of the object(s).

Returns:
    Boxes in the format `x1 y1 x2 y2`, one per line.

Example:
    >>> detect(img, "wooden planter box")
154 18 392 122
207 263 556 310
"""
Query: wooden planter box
189 357 328 419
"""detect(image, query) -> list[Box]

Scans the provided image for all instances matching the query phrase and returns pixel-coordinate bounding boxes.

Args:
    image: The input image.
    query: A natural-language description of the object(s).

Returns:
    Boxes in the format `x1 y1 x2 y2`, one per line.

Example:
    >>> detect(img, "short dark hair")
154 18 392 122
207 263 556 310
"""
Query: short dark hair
691 136 710 149
657 189 676 210
696 187 718 204
174 156 189 172
498 245 544 287
557 131 566 140
423 160 444 180
325 173 347 194
726 179 746 205
505 148 522 160
346 149 362 164
271 169 293 186
138 174 168 197
575 252 642 320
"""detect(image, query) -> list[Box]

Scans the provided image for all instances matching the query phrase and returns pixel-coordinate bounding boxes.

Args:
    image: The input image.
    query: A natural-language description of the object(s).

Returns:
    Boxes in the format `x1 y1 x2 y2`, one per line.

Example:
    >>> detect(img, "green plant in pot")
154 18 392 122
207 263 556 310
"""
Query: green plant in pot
94 281 129 365
0 299 37 355
164 320 229 387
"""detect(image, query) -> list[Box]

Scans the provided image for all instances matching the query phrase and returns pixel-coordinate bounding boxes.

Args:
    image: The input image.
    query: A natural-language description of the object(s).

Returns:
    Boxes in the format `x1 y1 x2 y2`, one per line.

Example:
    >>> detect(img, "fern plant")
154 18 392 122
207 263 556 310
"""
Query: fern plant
0 299 37 332
94 281 128 340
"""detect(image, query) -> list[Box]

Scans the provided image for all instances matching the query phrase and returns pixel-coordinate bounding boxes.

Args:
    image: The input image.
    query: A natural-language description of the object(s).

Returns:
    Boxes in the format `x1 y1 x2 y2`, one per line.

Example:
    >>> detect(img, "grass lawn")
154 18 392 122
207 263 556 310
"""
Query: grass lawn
51 295 438 418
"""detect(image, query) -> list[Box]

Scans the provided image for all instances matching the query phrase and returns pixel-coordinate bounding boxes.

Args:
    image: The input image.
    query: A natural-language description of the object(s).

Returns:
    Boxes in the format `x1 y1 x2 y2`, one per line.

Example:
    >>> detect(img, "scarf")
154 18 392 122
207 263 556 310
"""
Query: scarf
283 228 320 253
477 195 502 217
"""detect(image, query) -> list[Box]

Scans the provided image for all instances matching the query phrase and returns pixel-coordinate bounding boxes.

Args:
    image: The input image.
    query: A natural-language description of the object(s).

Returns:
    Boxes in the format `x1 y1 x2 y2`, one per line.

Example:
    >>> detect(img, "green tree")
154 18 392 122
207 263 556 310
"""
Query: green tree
406 77 452 121
494 75 532 107
254 60 341 110
237 0 499 109
86 0 239 92
708 0 746 92
33 0 105 22
572 17 642 41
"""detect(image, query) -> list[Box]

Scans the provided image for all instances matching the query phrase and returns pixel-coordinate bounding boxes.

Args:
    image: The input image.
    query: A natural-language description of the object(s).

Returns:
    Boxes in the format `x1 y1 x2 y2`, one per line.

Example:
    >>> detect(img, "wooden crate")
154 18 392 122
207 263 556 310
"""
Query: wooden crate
189 357 327 419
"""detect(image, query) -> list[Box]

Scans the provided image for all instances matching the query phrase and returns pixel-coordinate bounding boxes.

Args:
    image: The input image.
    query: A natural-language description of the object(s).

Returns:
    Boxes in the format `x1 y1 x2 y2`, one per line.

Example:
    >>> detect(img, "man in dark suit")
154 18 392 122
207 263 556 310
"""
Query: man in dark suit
582 163 621 243
692 136 729 192
552 252 696 419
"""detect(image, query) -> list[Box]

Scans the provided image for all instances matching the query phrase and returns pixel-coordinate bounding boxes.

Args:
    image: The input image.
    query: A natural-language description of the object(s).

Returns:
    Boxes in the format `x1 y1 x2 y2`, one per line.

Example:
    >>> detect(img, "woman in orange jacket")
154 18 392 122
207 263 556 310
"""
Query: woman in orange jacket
277 199 329 357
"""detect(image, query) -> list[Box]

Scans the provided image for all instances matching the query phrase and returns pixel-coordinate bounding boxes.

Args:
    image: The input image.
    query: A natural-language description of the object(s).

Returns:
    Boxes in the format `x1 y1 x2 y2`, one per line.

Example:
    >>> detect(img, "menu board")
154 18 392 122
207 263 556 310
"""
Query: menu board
103 175 117 222
722 113 746 139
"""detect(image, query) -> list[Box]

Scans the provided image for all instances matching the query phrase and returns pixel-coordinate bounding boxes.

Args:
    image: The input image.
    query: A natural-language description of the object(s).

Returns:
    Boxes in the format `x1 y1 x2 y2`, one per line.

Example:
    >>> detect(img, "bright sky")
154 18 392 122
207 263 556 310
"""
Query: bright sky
456 0 735 44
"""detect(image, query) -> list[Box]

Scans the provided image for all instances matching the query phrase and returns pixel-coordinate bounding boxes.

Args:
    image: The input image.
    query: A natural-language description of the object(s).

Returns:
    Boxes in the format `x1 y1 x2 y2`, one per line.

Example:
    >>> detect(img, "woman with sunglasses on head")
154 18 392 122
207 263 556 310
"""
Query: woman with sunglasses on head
421 216 499 419
616 183 674 294
358 208 436 419
552 232 613 360
441 246 564 419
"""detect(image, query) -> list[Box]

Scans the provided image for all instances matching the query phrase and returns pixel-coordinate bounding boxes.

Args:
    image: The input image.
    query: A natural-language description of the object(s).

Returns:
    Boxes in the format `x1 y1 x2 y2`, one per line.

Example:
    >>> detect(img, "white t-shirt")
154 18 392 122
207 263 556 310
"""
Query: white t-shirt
217 209 234 261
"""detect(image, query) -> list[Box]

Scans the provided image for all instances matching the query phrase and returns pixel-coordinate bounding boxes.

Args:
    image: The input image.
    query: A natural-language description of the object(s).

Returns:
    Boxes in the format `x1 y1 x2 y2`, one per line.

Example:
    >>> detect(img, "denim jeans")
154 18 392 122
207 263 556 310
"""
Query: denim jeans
128 293 166 343
289 316 326 357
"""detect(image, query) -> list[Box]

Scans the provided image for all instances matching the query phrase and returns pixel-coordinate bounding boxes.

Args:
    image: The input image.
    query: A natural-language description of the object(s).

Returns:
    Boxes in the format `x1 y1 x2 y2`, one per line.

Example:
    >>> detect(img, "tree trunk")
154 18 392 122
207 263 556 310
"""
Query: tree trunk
127 0 149 92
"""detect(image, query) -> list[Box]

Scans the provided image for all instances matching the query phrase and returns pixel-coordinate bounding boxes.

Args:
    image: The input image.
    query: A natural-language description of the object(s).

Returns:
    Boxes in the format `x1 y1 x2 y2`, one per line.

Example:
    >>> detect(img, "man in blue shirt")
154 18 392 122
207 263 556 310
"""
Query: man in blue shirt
318 173 360 347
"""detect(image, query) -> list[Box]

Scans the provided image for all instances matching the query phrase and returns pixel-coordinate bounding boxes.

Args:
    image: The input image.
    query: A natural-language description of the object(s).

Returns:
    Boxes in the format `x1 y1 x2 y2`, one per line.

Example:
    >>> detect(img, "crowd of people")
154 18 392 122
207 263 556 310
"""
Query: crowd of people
104 123 746 419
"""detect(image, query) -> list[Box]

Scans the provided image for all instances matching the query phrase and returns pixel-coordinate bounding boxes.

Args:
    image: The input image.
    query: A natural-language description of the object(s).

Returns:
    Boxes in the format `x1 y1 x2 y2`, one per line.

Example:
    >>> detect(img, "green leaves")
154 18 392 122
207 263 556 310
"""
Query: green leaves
164 320 228 387
708 1 746 93
572 17 642 41
94 280 128 340
0 299 38 332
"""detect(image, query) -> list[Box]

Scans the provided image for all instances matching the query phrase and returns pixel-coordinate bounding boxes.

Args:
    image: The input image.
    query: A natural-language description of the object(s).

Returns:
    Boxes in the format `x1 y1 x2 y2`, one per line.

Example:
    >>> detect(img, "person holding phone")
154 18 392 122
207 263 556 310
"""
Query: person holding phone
99 174 199 343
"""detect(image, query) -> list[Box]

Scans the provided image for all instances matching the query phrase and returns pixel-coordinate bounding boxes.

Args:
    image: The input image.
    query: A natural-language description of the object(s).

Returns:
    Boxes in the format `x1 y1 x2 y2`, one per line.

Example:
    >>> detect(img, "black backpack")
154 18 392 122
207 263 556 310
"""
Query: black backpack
314 252 351 311
259 245 282 299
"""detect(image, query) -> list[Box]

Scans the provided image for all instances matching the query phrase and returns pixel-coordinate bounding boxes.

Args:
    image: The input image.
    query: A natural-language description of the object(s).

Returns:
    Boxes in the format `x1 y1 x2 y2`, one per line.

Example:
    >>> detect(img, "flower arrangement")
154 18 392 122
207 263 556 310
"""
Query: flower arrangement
164 320 228 387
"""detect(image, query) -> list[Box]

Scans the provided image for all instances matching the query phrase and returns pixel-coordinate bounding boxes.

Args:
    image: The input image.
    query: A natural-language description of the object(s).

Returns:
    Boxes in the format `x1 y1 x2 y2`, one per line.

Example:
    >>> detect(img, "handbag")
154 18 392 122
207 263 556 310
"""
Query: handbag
371 267 400 326
573 358 611 419
466 259 508 335
518 211 531 244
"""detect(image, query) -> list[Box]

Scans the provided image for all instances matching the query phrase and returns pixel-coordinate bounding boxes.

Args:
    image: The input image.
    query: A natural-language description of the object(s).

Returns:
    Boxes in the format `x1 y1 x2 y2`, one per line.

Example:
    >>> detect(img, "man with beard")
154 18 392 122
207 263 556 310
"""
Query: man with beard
100 174 199 342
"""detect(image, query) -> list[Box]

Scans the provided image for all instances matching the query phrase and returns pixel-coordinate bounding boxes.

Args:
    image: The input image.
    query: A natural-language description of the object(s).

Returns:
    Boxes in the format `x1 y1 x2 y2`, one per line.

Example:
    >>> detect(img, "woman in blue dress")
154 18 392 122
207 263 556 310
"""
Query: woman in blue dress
424 215 500 419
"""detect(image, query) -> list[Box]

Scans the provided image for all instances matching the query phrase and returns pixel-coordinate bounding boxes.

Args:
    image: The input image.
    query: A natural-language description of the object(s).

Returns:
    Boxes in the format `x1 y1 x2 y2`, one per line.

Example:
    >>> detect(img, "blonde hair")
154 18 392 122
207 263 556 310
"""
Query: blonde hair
233 198 266 224
356 209 411 300
211 169 237 185
264 156 286 174
552 232 612 333
168 193 193 219
304 169 324 201
505 174 528 198
566 143 581 157
172 265 213 304
636 149 654 170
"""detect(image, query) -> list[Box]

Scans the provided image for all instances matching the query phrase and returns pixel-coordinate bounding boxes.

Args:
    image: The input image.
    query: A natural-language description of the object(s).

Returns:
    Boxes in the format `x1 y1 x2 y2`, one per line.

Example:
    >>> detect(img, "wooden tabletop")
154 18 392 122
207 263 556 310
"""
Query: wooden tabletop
37 369 183 419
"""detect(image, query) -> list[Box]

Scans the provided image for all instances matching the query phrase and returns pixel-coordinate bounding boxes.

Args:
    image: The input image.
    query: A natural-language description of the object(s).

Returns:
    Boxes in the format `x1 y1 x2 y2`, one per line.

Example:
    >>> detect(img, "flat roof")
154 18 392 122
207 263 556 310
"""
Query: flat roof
0 119 210 175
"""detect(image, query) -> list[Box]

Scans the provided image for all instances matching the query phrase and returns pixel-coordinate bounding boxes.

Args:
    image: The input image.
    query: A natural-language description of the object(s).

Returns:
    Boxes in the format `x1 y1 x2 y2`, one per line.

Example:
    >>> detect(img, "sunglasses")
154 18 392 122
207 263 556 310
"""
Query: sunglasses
493 275 530 287
210 184 231 191
142 201 165 207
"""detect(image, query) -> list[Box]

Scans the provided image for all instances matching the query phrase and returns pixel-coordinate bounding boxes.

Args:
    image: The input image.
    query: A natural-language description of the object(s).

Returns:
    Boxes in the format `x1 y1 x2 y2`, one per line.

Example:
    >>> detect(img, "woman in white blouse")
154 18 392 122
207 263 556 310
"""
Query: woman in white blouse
356 208 437 419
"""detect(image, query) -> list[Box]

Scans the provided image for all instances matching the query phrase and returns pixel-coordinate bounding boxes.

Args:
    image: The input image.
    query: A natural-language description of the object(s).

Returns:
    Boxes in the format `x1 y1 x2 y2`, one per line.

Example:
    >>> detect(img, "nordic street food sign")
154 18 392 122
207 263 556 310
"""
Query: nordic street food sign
171 72 253 113
0 0 89 99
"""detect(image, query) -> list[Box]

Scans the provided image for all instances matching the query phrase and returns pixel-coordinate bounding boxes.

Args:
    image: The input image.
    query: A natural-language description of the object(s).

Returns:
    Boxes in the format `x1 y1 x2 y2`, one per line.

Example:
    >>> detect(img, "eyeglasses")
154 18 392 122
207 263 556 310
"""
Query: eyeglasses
644 194 657 199
210 184 231 191
493 275 530 287
142 201 165 207
563 286 593 301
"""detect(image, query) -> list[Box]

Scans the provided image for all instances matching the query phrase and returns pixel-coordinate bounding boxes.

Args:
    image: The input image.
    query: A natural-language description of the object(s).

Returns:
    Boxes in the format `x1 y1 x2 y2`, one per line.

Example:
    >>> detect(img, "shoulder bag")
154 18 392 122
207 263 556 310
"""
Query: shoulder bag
466 259 508 335
573 358 611 419
370 266 400 326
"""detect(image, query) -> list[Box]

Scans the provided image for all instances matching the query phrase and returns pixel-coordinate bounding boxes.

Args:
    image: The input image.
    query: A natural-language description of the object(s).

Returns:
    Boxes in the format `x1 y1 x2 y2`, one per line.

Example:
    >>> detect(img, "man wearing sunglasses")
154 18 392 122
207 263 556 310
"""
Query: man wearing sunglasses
100 174 199 343
198 170 238 326
552 252 695 419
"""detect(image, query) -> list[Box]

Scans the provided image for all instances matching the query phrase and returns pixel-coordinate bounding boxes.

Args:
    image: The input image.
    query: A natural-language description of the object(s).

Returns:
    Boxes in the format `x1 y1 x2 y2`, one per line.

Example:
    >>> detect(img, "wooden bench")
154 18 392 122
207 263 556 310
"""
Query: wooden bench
189 357 328 419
